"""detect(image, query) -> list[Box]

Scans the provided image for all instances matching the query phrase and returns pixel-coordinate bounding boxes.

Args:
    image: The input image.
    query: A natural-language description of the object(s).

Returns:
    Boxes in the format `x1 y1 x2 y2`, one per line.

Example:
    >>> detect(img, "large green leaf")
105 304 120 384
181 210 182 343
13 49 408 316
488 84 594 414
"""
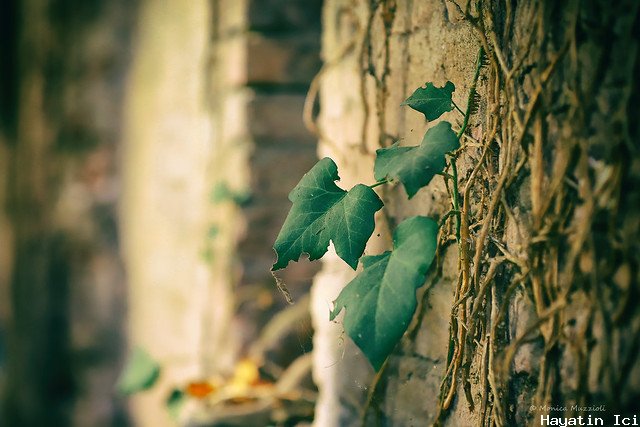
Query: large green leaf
401 81 455 121
116 347 161 395
330 216 438 371
374 121 459 198
272 157 383 270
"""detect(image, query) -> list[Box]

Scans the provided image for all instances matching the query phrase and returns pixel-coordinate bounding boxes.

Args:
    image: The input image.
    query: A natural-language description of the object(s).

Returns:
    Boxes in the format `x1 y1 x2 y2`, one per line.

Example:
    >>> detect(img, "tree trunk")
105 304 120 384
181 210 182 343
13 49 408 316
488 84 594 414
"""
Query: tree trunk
315 0 640 425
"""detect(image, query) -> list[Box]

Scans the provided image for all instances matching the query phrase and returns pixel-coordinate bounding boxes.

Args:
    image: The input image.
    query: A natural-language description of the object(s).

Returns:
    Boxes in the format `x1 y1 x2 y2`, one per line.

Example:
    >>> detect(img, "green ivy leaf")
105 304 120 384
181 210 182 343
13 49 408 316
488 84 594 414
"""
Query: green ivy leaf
207 225 219 239
166 388 185 421
401 81 455 121
210 182 252 206
330 216 438 371
272 157 383 270
116 347 161 395
374 121 459 198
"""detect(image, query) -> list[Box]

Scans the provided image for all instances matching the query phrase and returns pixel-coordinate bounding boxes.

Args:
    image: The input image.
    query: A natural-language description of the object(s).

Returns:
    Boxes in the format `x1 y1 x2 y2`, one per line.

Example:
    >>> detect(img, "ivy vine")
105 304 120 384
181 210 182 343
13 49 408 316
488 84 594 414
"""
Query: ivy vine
272 50 484 372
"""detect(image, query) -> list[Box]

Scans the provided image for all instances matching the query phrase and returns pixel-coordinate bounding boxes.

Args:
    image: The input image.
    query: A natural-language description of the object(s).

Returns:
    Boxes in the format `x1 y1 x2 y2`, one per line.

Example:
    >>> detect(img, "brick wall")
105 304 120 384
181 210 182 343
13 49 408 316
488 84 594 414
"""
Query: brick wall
209 0 323 363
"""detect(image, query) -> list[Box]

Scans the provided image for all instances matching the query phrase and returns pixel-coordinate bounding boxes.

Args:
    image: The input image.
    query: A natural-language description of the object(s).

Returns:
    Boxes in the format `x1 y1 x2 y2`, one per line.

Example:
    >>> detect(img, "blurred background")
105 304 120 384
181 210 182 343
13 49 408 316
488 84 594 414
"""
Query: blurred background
0 0 324 425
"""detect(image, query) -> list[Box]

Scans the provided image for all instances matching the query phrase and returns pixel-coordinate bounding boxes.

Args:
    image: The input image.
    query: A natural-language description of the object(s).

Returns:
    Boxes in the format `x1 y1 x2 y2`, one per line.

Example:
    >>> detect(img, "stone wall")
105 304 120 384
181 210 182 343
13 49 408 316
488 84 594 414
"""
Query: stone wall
212 0 321 363
315 0 640 426
313 1 479 425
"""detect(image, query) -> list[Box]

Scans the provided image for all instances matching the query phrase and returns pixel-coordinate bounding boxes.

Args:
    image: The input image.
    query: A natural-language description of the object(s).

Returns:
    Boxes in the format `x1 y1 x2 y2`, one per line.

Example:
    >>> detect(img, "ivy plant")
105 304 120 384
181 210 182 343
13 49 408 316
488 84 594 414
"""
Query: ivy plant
272 78 473 371
116 346 161 395
272 158 383 270
329 216 438 370
401 81 456 121
375 121 459 198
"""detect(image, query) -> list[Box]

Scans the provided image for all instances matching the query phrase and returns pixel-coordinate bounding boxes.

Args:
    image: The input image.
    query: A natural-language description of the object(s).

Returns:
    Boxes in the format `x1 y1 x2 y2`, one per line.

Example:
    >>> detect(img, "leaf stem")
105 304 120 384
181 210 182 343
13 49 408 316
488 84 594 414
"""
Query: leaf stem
449 156 462 243
439 209 461 228
439 172 455 181
360 357 390 426
437 46 485 420
456 47 485 139
452 100 465 117
369 179 389 189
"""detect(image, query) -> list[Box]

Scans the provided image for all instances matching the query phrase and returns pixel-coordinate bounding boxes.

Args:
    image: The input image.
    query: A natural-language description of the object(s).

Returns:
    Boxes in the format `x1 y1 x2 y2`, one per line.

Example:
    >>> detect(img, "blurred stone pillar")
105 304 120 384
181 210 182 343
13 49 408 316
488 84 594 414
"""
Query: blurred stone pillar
1 0 135 425
123 0 324 423
120 1 226 426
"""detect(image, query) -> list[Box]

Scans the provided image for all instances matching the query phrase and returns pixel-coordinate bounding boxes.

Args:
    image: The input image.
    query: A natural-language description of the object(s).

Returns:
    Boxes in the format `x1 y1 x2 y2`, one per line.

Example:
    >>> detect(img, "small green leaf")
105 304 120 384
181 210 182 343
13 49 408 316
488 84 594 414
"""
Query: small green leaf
200 247 214 263
210 182 251 206
374 121 459 198
210 182 234 203
272 157 383 270
116 347 161 395
401 81 455 121
166 388 185 421
208 225 219 239
330 216 438 371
